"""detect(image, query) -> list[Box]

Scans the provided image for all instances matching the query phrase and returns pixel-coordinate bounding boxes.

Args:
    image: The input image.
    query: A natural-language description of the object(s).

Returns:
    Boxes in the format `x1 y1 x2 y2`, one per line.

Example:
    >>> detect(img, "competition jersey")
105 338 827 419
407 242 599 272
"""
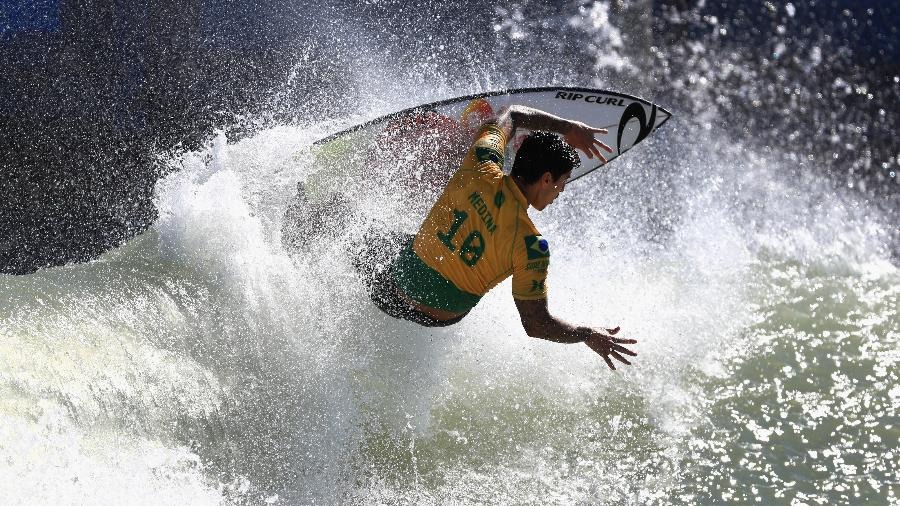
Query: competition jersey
392 123 550 313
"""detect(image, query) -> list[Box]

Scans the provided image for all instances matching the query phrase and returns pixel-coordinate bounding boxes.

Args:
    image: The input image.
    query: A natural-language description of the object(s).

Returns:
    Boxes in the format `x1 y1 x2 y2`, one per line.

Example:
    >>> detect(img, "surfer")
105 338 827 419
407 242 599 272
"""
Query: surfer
351 105 637 369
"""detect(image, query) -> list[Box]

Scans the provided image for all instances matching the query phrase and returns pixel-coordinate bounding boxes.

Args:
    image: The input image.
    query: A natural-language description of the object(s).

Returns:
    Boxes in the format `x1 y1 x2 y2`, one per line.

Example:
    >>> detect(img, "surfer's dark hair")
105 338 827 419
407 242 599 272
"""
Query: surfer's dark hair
511 131 580 184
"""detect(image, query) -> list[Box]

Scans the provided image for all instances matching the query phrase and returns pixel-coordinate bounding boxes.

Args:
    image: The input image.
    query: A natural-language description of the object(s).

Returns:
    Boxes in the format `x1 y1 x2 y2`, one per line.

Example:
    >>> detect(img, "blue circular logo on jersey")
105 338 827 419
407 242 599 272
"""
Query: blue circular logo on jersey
538 239 549 252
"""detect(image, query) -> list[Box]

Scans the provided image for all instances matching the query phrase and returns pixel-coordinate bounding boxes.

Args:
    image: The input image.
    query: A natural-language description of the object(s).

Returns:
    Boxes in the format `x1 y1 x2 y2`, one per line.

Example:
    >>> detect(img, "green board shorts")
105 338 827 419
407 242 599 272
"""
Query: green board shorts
352 230 469 328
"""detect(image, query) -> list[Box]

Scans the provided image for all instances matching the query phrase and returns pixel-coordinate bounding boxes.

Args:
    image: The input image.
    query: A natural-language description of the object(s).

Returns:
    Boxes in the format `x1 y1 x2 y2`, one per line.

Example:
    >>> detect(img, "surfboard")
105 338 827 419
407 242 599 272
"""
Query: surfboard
311 86 672 184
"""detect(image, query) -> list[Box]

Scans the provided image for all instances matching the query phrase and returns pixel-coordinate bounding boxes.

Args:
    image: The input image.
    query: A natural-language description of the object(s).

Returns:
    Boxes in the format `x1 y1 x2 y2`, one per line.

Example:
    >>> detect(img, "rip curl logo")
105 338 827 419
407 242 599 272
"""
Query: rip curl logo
554 91 626 106
524 235 550 260
616 102 657 155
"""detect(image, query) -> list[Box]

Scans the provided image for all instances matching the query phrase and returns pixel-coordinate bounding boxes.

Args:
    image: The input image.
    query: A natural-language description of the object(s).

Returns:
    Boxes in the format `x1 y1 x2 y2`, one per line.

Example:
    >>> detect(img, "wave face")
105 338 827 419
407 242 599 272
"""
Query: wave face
1 1 898 504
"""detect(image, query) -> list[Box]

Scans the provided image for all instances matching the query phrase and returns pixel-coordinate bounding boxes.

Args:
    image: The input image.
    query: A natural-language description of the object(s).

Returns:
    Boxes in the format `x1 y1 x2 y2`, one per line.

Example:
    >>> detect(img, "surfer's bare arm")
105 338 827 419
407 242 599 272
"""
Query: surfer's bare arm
495 105 613 162
514 298 637 370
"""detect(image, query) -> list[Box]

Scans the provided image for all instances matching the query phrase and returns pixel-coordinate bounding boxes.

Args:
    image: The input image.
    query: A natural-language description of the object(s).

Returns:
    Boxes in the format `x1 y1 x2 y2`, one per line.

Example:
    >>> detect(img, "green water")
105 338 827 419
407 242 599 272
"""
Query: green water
350 255 900 504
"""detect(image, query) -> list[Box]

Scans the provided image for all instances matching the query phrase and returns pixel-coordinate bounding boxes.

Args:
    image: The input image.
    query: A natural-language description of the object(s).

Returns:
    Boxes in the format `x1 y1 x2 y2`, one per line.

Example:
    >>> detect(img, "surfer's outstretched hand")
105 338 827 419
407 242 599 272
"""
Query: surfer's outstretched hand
584 326 637 370
564 122 613 163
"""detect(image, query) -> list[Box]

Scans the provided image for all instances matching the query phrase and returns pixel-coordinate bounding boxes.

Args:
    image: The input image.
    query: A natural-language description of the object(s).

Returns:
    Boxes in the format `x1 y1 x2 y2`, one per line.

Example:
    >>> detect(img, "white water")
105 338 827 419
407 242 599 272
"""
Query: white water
2 2 898 504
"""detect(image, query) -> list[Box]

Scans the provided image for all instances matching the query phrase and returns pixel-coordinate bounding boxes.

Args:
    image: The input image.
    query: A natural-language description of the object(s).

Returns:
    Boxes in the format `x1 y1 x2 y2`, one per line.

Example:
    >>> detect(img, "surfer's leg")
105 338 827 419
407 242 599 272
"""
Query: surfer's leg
350 230 466 327
369 266 466 327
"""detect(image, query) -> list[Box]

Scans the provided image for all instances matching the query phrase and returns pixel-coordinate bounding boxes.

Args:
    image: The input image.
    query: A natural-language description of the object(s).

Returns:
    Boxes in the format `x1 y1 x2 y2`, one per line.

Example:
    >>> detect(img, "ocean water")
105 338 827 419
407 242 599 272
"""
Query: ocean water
2 2 898 504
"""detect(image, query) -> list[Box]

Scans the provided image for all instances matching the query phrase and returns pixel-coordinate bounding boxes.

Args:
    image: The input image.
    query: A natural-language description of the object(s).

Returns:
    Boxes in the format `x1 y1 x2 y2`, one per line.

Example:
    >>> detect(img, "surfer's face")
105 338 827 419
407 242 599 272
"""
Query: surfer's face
533 171 571 210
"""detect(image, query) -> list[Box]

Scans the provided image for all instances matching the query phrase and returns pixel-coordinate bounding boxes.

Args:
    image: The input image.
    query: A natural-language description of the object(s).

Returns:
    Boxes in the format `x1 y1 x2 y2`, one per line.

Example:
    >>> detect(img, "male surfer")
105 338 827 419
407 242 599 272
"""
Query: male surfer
352 105 637 370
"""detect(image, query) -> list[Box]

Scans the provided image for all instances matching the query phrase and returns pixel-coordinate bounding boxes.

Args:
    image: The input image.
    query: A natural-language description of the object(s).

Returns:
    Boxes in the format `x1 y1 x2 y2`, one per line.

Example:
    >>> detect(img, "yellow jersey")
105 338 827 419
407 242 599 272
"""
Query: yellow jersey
392 123 550 313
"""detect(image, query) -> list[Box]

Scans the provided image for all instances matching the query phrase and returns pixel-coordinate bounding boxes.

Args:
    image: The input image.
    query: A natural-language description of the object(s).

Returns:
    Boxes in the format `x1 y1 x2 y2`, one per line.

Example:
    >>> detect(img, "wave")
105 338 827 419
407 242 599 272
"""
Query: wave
1 1 897 503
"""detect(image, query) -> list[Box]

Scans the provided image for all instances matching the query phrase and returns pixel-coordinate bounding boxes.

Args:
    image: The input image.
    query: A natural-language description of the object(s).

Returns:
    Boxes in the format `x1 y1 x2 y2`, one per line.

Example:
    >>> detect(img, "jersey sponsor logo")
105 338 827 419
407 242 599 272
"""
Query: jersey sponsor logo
524 235 550 260
473 125 505 165
530 279 546 292
525 259 549 272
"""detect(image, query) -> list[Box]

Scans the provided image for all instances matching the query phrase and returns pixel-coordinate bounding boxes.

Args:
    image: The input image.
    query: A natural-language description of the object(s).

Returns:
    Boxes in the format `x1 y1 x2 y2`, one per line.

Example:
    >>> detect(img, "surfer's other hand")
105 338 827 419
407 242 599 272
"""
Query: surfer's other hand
564 122 613 163
584 326 637 370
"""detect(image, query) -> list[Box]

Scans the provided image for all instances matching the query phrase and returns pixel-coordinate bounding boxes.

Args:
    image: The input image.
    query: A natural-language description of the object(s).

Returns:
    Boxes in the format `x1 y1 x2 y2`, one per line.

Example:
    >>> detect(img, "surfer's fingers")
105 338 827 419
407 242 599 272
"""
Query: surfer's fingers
590 127 608 135
569 133 592 158
594 140 613 153
586 338 611 357
611 337 637 344
611 343 637 357
610 350 631 366
583 141 602 160
606 326 620 334
602 354 616 370
586 140 606 160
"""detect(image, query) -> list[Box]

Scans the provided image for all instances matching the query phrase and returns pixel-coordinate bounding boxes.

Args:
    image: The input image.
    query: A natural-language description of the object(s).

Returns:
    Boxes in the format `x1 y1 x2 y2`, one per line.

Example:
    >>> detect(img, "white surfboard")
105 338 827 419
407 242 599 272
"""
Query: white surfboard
312 86 672 184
